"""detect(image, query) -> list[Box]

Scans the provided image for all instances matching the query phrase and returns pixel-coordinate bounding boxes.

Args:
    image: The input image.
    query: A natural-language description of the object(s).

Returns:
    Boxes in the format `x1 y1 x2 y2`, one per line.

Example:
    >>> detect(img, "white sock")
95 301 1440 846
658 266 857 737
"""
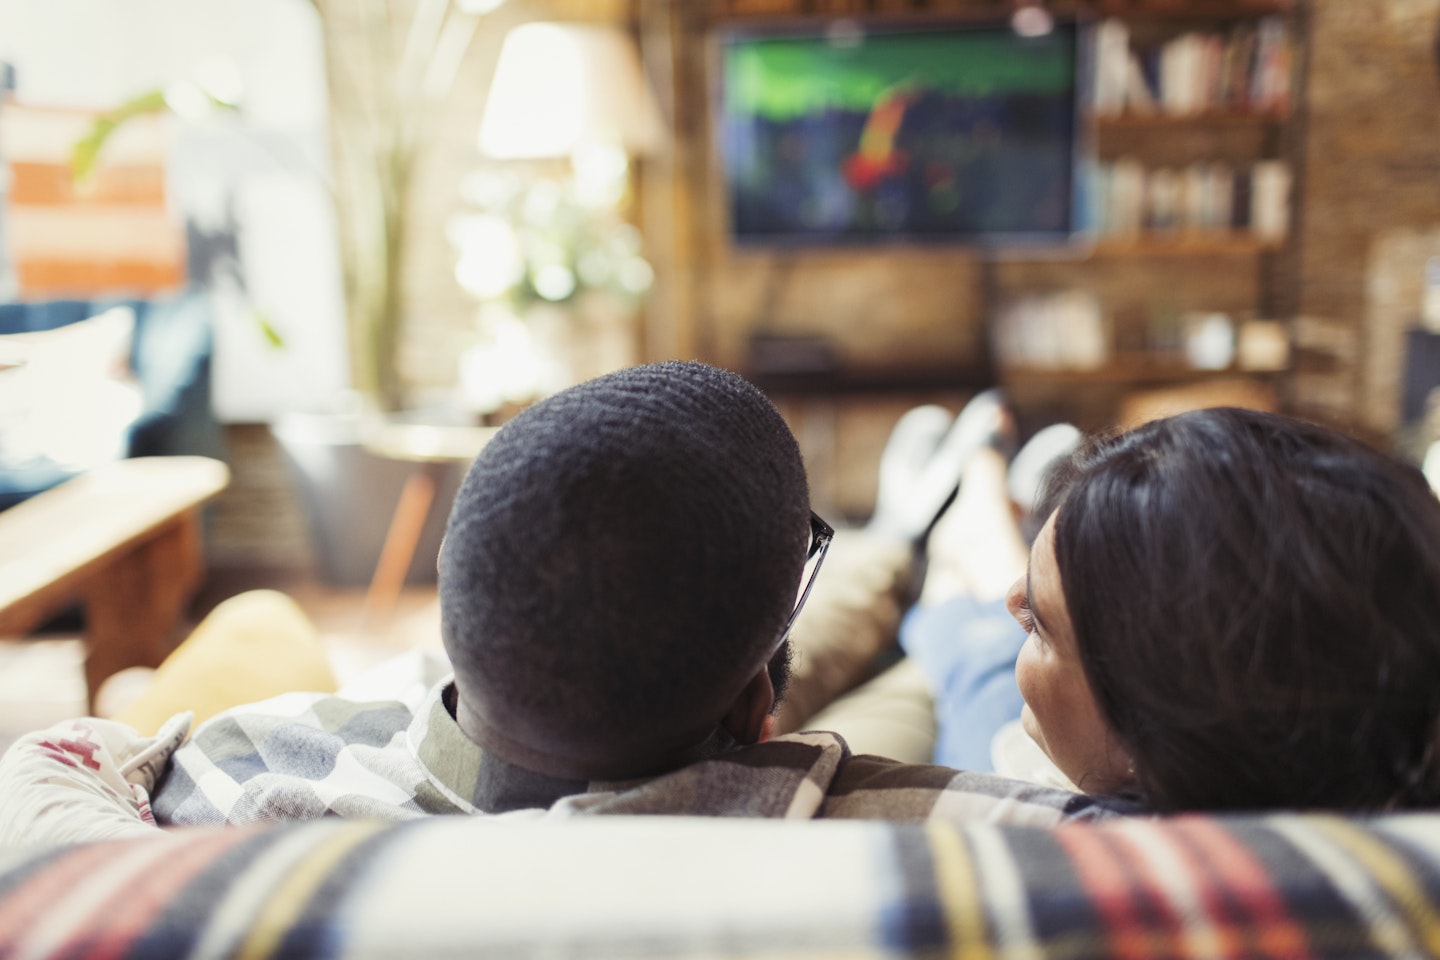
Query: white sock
1007 423 1082 514
868 405 953 540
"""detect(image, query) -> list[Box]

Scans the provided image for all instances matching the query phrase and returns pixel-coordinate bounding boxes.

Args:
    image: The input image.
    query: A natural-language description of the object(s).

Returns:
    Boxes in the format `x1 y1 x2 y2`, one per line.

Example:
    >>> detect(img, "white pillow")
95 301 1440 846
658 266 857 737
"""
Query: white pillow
0 306 144 471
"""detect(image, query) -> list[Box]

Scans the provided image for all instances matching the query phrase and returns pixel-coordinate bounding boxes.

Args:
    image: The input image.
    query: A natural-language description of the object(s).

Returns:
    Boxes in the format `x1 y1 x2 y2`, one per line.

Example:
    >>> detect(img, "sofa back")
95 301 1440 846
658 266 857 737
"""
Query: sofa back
0 813 1436 958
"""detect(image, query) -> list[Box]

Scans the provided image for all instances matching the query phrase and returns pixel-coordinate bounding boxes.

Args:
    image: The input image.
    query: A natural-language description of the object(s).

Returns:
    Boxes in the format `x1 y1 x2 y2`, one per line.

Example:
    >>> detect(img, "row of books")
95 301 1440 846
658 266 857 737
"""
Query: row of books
993 294 1292 374
1084 159 1291 239
992 290 1109 372
1092 17 1292 117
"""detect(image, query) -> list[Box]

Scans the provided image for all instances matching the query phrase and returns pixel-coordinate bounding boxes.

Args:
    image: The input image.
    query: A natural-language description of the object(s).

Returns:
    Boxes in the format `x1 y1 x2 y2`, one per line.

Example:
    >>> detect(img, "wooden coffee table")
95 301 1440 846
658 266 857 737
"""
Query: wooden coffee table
0 456 229 711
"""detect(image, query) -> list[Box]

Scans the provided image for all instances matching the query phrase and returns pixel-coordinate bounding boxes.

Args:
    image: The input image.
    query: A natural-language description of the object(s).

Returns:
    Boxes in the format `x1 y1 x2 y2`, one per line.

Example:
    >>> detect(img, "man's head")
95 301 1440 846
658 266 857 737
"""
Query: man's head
439 361 811 780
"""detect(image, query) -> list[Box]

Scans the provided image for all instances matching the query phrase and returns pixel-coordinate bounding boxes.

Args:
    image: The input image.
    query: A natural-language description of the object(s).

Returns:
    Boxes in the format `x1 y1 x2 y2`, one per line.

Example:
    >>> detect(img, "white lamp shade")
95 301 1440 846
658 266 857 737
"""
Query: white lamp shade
478 22 666 160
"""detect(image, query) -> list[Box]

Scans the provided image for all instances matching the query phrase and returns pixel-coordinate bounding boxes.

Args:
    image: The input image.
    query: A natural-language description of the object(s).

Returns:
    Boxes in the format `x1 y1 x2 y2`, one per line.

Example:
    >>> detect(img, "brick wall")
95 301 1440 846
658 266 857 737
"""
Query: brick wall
1295 0 1440 432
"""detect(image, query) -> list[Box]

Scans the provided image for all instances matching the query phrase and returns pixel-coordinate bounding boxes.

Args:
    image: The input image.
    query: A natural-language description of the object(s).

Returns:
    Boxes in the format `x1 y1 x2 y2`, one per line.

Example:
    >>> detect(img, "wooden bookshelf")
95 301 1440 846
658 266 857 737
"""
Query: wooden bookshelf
1083 0 1295 17
1086 232 1286 257
750 363 993 397
999 356 1282 387
1092 109 1287 130
991 0 1305 429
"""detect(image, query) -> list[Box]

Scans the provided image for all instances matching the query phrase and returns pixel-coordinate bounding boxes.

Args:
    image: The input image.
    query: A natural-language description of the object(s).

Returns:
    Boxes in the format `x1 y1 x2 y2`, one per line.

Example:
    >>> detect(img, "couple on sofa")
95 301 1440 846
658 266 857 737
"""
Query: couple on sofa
5 360 1440 842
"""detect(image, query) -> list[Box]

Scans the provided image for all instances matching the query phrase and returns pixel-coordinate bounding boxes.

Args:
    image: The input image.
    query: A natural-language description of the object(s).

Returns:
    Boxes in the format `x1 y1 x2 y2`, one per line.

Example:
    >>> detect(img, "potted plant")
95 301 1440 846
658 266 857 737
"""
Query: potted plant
74 0 514 586
269 0 516 587
309 0 509 412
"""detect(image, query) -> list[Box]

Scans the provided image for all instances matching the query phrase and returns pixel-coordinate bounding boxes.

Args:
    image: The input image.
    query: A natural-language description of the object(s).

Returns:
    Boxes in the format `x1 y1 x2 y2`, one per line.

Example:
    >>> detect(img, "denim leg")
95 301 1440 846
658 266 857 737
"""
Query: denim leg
898 595 1027 772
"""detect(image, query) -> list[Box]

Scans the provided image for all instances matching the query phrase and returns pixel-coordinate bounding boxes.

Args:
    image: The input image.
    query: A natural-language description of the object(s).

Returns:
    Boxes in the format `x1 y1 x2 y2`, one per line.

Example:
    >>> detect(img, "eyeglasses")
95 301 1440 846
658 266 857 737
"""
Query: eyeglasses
777 511 834 646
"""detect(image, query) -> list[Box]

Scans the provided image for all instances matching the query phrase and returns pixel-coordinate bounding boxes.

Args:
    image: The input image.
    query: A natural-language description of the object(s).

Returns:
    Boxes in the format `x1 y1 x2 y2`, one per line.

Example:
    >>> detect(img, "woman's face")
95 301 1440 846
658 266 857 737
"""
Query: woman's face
1006 511 1134 795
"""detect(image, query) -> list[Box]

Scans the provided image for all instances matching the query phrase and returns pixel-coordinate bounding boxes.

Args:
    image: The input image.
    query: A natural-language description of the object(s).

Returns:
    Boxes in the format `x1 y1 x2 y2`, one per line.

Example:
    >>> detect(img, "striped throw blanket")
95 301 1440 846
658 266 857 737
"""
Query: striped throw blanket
2 812 1439 958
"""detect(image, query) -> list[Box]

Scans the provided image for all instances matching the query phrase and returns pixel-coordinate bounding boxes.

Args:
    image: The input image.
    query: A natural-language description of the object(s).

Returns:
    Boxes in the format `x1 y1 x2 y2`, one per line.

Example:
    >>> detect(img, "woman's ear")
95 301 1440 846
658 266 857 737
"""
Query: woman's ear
721 667 775 745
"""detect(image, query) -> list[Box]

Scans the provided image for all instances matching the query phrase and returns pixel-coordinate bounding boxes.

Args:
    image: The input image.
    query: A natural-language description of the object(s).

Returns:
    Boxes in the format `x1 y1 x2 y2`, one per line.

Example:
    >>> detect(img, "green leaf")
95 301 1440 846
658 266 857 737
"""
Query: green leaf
253 310 286 350
70 87 235 184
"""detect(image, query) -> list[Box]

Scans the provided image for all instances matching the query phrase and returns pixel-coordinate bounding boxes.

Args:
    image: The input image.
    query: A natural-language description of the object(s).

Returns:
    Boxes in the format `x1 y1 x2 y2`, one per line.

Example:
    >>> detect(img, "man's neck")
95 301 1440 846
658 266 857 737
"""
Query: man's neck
445 684 742 812
442 685 587 813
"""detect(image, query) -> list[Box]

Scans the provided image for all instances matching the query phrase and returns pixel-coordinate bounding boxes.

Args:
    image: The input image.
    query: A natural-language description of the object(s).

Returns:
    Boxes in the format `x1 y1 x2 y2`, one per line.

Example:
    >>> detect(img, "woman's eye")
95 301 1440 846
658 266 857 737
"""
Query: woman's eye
1014 597 1037 635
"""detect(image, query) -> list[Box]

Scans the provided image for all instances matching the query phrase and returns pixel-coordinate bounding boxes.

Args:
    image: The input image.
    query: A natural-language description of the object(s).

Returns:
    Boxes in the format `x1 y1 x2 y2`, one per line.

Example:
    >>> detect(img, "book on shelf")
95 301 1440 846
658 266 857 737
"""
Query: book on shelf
1251 16 1292 113
1091 15 1291 118
992 289 1109 372
1084 159 1289 242
1250 160 1291 241
1093 19 1131 115
1147 167 1182 231
1124 55 1158 114
1098 158 1147 235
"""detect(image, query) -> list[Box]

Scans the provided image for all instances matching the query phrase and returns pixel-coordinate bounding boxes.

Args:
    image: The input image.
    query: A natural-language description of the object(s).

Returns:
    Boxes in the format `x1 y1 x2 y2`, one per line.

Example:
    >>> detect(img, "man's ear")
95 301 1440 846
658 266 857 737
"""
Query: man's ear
720 667 775 746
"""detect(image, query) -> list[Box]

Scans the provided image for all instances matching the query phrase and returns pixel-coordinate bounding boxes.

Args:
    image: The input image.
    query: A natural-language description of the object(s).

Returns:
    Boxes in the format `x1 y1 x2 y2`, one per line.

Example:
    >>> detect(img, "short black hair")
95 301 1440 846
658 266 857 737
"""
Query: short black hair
1047 408 1440 812
439 361 810 778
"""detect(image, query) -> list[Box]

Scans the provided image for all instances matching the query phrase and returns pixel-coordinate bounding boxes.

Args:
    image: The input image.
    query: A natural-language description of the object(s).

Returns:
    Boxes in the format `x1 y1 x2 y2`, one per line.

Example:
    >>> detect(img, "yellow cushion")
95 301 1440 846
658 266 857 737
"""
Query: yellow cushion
113 590 337 736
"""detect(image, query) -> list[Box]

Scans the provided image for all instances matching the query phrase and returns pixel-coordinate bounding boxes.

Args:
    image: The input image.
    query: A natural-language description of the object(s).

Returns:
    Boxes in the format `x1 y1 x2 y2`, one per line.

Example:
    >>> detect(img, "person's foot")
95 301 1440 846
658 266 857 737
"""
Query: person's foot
864 388 1013 541
1007 423 1082 542
910 389 1012 535
869 405 953 541
868 391 1011 542
921 446 1028 606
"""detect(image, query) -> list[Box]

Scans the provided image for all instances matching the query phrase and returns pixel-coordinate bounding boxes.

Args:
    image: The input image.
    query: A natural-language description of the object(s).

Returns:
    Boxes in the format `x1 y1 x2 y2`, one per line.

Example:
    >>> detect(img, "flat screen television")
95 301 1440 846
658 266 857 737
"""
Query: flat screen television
718 18 1082 247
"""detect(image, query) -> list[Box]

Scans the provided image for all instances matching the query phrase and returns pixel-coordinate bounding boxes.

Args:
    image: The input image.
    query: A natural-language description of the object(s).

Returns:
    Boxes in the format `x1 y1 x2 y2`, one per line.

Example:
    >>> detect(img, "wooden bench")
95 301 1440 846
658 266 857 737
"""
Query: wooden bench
0 456 229 711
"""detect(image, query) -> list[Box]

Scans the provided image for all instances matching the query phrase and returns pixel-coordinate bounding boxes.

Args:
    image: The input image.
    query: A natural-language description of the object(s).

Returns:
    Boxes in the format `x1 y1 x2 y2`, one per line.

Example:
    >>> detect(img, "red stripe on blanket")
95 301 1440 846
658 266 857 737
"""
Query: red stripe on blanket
1172 818 1315 960
1056 823 1185 960
65 828 259 960
1120 821 1252 958
0 843 120 947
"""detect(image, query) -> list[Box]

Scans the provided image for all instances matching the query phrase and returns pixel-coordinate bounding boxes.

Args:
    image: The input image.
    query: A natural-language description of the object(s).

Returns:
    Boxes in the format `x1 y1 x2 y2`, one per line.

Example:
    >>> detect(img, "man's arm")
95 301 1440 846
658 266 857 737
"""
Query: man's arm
552 732 1140 824
0 712 189 847
775 532 917 735
819 752 1143 824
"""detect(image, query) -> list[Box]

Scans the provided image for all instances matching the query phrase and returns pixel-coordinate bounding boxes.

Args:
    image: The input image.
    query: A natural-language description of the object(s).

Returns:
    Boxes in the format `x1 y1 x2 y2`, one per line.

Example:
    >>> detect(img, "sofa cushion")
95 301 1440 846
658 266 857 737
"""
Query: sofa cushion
111 590 337 737
0 813 1436 958
0 290 223 509
0 305 142 479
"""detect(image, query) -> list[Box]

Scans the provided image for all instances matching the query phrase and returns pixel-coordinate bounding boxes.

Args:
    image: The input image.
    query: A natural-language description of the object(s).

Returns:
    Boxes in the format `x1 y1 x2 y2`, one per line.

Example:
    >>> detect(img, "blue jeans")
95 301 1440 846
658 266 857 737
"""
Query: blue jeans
898 595 1026 772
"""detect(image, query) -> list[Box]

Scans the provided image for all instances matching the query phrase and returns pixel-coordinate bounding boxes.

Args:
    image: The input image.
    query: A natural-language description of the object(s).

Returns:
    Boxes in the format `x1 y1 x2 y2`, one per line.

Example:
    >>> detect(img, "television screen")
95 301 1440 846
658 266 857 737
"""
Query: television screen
719 19 1081 246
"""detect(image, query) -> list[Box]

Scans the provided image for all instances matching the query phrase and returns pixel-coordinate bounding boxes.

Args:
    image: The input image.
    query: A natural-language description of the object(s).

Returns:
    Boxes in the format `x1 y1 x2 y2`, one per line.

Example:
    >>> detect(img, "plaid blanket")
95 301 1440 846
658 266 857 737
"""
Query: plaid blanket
0 682 1130 843
1 812 1438 958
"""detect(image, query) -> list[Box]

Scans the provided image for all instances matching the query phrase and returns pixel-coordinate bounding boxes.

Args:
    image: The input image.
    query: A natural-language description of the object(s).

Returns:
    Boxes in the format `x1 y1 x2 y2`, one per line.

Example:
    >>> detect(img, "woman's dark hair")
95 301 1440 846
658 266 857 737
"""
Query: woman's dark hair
439 361 810 777
1043 407 1440 812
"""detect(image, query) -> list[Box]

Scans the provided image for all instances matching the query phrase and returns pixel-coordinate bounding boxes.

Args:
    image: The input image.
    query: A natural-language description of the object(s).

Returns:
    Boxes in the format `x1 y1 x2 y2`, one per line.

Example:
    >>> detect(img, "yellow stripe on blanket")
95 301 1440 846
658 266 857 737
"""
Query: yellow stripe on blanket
236 821 387 960
927 821 994 960
1312 816 1440 958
